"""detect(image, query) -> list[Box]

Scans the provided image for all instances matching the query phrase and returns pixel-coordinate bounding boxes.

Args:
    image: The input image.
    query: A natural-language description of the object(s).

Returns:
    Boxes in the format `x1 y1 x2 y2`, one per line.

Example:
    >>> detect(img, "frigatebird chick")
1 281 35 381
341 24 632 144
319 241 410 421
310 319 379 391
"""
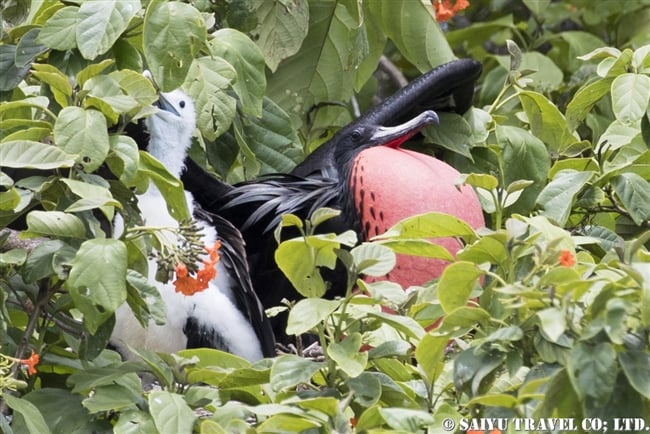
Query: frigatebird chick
110 88 275 361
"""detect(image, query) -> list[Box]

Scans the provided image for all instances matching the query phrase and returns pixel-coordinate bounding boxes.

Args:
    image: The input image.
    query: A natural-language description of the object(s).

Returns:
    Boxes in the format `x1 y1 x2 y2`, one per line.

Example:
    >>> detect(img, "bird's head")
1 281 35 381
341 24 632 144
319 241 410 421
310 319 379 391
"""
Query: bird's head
334 109 439 170
143 74 197 177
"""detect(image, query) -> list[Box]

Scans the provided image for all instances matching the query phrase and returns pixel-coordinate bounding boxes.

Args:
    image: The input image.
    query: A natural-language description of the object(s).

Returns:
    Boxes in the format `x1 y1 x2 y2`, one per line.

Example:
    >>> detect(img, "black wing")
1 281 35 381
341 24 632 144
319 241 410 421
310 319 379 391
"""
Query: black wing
185 208 276 358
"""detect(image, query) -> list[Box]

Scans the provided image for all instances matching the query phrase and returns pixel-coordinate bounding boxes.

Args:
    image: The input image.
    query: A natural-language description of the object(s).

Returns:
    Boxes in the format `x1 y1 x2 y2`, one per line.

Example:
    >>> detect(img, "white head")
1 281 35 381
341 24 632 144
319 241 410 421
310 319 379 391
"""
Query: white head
145 88 197 178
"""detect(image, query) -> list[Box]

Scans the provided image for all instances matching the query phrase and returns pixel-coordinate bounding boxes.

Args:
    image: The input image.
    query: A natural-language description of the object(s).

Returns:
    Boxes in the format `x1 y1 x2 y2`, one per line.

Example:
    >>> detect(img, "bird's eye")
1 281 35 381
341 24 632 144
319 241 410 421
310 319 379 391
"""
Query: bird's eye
179 100 186 108
351 130 362 140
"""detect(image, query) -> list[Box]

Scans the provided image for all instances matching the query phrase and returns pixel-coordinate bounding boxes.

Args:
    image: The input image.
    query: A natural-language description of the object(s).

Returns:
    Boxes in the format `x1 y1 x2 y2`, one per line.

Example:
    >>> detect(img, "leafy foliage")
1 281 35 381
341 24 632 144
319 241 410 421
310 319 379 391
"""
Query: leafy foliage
2 0 650 432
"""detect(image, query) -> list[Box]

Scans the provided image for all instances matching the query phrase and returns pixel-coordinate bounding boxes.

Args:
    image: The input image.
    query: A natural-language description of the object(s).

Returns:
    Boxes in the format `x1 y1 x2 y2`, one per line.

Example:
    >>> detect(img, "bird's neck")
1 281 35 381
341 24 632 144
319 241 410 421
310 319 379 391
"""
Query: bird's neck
146 119 192 178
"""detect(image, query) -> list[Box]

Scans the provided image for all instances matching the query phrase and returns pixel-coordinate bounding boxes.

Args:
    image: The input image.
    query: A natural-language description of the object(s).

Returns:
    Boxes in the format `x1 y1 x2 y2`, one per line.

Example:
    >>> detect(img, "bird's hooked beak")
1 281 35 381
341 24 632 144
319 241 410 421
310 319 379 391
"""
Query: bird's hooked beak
155 92 180 117
143 70 180 117
371 110 439 149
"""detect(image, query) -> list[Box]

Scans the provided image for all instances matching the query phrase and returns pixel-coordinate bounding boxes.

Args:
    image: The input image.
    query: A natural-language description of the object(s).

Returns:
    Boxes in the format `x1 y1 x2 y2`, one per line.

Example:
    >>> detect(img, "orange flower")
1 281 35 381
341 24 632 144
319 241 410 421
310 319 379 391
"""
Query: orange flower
558 249 576 267
20 350 39 376
432 0 470 22
173 240 221 296
175 262 188 278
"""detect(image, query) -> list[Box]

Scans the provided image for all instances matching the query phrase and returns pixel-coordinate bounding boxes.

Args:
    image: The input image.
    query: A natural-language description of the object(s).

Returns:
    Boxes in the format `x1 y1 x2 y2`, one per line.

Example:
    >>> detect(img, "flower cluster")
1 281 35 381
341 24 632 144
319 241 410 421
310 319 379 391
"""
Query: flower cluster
0 349 39 384
173 240 222 295
432 0 470 22
558 249 576 267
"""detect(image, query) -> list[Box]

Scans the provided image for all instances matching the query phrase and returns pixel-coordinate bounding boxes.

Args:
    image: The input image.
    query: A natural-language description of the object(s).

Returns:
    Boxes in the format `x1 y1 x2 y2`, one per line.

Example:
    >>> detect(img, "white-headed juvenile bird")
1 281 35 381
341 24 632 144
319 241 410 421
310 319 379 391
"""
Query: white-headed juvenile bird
110 85 275 361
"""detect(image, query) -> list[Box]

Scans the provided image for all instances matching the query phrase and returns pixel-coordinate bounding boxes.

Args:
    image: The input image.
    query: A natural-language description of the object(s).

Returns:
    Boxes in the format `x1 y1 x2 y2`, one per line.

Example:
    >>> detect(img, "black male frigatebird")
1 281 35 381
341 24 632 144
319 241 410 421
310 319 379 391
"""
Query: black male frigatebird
111 88 275 361
180 59 484 340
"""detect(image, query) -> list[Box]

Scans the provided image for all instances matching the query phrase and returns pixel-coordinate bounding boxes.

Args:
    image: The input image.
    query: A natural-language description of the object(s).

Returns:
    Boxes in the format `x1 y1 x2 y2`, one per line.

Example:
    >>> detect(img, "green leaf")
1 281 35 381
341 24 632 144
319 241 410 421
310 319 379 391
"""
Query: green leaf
0 187 20 210
143 0 206 91
519 90 577 153
375 211 477 242
266 2 368 127
619 351 650 399
0 140 75 169
351 242 396 277
148 391 197 434
348 372 382 407
378 408 434 432
367 311 425 341
0 248 26 266
67 239 127 334
107 135 140 185
327 332 368 377
137 151 190 221
5 395 52 434
184 56 236 141
234 96 303 175
114 410 157 434
54 106 109 172
275 231 354 298
15 28 48 68
437 261 482 314
26 211 86 239
76 0 140 60
367 0 454 72
612 173 650 225
30 63 73 107
36 6 78 50
537 307 566 342
61 178 118 218
566 78 613 130
497 125 552 214
377 238 454 261
253 0 309 72
270 354 324 391
537 170 593 226
423 113 473 158
457 236 508 269
209 28 265 116
568 342 617 405
22 239 70 282
611 73 650 124
415 333 449 383
77 59 116 90
286 298 340 336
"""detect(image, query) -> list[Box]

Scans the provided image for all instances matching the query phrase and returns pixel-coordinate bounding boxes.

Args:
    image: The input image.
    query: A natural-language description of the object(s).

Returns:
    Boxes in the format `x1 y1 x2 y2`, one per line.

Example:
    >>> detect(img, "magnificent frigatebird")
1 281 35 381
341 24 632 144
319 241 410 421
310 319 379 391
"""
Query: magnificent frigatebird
110 88 275 361
180 59 484 341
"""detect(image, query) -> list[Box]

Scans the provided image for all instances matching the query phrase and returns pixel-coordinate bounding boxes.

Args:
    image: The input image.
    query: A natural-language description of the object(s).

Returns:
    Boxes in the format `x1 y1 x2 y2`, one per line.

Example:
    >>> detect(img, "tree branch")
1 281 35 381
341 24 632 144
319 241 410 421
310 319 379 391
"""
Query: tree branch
378 55 408 88
0 228 48 253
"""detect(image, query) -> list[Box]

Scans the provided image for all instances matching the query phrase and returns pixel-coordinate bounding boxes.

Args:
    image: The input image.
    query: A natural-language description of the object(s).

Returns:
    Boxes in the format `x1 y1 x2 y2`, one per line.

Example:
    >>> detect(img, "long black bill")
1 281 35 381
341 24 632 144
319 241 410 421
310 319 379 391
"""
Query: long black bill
369 109 439 149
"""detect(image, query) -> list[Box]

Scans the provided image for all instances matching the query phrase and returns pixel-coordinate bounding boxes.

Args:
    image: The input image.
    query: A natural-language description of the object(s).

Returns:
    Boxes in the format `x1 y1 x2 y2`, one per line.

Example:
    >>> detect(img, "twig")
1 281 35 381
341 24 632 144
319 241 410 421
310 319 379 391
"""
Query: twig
378 55 408 88
0 228 48 253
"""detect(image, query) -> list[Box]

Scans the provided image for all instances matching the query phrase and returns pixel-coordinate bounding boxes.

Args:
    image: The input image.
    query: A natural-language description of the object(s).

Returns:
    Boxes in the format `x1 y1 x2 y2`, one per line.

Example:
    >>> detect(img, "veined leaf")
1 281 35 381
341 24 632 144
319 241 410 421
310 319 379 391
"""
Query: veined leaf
519 90 578 153
612 173 650 225
144 0 206 91
53 106 109 172
537 170 593 226
137 151 190 221
611 73 650 124
76 0 140 60
148 391 197 434
67 239 127 334
209 28 266 117
26 211 86 239
367 0 453 72
253 0 309 72
437 261 482 313
36 6 78 51
286 298 340 336
184 56 236 141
